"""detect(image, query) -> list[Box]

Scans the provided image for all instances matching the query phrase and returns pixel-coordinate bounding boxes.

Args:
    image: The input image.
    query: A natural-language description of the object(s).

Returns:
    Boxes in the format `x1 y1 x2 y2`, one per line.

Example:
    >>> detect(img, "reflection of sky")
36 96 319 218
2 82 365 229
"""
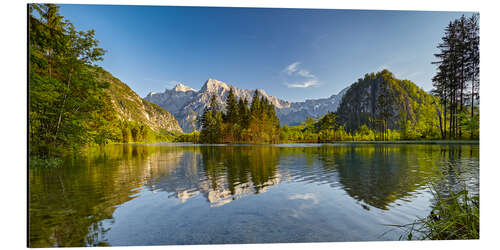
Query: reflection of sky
140 144 479 210
107 177 435 245
101 144 478 245
29 144 478 247
288 193 319 218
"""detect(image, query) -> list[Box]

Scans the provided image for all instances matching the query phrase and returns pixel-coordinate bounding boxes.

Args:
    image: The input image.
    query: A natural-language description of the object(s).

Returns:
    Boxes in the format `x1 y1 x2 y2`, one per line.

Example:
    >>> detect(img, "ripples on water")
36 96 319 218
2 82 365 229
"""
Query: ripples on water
28 143 479 247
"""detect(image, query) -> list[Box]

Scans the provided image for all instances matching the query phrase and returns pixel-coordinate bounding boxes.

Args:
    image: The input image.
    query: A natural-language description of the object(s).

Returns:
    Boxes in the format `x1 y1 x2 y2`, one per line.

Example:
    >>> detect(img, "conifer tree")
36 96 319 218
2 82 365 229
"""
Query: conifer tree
432 14 479 139
250 90 261 117
224 88 239 124
238 98 249 129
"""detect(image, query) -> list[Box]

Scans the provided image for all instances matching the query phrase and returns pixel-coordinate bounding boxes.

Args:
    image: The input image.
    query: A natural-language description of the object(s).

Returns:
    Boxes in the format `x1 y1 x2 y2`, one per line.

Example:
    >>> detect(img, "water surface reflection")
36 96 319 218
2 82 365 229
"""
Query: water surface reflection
29 143 479 247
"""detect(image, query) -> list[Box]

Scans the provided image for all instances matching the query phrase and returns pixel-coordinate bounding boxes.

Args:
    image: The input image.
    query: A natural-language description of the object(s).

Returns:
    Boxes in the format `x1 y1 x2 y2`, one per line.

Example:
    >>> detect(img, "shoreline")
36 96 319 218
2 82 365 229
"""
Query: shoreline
136 140 480 146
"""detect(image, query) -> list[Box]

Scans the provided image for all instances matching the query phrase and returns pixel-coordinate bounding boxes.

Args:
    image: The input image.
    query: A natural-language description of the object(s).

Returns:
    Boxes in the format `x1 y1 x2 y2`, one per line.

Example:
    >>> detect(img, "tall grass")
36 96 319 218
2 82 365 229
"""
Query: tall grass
390 185 479 240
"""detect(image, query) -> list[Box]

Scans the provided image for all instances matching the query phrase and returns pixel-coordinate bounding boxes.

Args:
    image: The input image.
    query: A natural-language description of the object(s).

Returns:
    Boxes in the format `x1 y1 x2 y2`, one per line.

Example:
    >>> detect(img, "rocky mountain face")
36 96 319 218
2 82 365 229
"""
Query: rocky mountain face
99 70 182 133
145 78 348 132
336 70 439 132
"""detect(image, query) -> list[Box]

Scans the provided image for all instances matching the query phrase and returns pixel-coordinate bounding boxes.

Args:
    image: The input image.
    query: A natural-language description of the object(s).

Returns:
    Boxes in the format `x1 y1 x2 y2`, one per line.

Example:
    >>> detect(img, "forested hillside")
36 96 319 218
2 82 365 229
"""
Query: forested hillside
337 70 441 139
99 70 182 134
29 4 181 159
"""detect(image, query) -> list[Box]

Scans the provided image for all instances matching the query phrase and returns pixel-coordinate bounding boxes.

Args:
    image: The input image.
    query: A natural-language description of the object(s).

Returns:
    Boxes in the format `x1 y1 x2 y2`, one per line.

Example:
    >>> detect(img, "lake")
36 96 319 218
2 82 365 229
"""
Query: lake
28 143 479 247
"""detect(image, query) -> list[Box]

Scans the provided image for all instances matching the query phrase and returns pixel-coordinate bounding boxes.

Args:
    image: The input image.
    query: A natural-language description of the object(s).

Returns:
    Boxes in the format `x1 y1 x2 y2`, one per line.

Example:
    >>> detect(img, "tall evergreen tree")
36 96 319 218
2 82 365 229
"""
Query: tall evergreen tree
238 98 250 129
200 94 223 143
250 90 261 116
209 93 219 112
224 88 239 124
467 14 480 137
432 14 479 139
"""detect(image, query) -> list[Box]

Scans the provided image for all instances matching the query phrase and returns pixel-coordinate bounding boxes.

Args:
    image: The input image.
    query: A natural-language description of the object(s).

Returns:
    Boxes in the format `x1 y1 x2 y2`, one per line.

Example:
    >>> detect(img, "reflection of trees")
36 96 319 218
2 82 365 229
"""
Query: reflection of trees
328 144 478 210
141 146 203 202
29 144 181 247
429 145 479 200
263 144 444 210
148 146 282 207
201 146 281 205
30 143 479 247
331 145 431 209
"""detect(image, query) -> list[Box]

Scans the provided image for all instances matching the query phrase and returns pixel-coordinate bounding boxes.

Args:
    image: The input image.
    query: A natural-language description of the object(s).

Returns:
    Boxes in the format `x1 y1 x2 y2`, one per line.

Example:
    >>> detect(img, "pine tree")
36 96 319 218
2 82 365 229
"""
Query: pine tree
467 14 480 138
200 94 223 143
250 90 261 117
238 98 249 129
224 88 239 124
432 14 479 139
209 94 219 112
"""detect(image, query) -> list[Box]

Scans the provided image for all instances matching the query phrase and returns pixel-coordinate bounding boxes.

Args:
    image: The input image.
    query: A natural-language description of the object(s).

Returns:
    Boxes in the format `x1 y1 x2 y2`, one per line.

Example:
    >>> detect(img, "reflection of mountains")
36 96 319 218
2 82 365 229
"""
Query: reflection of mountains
143 144 479 210
29 143 478 247
144 146 283 207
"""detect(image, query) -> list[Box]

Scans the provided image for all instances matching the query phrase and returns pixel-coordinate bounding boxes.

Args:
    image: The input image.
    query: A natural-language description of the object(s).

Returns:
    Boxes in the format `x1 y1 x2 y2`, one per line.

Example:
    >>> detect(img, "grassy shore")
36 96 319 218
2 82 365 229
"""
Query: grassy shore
390 187 479 240
315 140 479 145
169 139 479 145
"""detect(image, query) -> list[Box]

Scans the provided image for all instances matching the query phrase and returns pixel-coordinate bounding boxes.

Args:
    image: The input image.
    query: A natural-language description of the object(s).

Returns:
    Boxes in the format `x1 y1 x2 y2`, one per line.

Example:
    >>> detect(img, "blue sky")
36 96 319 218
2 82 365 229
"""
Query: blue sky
59 4 473 102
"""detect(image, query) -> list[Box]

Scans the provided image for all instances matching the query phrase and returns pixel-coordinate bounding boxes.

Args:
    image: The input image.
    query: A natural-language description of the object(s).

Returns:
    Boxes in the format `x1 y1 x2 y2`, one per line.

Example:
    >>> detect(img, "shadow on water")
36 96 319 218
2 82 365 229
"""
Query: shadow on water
29 143 479 247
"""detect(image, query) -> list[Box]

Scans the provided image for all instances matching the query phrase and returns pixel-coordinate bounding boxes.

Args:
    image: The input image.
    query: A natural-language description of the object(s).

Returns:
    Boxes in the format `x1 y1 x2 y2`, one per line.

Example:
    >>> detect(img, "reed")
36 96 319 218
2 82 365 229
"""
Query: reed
389 185 479 240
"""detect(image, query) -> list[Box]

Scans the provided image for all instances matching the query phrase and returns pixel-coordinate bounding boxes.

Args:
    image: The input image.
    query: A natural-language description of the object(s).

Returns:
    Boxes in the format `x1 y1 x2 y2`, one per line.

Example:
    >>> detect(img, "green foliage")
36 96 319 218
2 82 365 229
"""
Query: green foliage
200 107 223 143
336 70 442 140
395 187 479 240
458 111 479 139
97 70 181 133
224 88 239 124
185 68 476 143
432 14 480 139
29 4 178 162
116 120 174 143
29 3 110 157
199 90 281 143
353 124 376 141
278 113 351 142
175 131 200 143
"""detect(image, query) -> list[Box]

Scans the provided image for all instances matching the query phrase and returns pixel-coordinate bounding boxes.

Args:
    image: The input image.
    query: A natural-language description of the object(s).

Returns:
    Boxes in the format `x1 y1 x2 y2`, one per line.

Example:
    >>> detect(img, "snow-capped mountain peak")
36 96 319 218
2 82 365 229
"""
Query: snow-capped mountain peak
173 83 196 92
200 78 231 93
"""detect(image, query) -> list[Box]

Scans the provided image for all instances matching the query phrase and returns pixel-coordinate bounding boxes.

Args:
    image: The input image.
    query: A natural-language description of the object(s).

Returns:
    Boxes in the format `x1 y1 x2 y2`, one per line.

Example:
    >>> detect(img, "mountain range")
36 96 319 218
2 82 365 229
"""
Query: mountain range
145 78 349 132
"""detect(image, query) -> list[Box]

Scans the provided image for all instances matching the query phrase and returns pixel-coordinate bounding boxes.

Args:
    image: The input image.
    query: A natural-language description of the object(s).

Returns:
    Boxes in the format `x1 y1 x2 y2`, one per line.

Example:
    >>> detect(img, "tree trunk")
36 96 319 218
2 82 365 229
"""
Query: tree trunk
54 68 73 139
471 67 475 138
